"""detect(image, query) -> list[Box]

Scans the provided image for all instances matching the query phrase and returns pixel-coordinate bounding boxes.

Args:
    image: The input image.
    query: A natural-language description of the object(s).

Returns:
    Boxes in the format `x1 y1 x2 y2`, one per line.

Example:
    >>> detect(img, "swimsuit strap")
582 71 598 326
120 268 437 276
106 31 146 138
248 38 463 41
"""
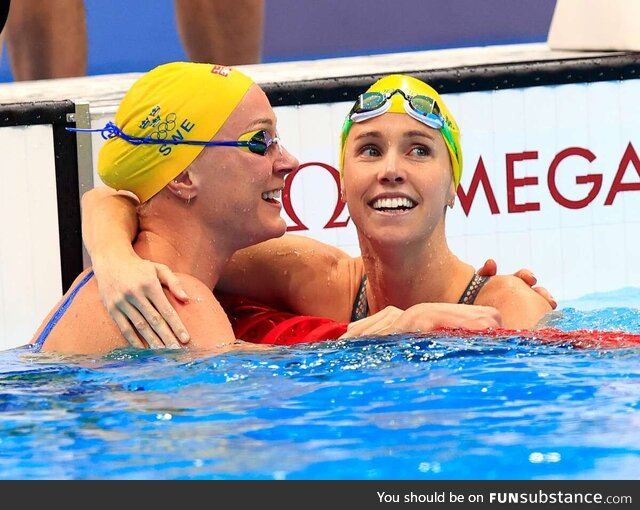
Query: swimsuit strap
458 273 490 305
32 270 95 352
351 272 490 320
350 274 369 321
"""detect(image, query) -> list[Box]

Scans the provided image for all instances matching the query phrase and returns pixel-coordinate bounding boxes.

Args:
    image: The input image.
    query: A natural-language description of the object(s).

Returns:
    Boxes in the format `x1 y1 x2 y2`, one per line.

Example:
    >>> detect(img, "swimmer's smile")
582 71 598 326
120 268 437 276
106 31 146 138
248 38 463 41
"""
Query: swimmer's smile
262 188 283 206
368 194 417 214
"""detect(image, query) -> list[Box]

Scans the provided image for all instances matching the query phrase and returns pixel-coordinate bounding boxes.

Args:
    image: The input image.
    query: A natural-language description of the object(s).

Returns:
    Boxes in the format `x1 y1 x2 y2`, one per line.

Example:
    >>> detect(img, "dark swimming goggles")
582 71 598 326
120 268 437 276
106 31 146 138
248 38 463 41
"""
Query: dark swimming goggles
66 122 281 156
348 89 445 130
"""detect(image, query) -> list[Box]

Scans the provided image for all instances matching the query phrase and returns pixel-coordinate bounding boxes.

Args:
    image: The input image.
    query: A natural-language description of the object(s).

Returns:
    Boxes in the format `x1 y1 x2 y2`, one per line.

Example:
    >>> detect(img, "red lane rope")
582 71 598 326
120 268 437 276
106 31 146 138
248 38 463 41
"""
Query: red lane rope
430 327 640 349
224 297 640 349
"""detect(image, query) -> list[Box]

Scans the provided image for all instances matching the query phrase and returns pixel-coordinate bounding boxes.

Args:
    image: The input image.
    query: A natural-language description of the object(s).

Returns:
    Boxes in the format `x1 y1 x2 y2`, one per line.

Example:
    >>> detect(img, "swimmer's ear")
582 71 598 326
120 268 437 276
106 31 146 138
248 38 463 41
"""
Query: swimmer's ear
446 178 456 209
167 171 198 201
339 180 347 203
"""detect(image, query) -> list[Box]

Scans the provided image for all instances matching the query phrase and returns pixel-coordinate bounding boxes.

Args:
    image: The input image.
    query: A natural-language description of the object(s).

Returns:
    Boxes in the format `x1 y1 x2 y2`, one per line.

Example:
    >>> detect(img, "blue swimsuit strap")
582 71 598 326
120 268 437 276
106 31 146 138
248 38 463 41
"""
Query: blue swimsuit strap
32 270 95 352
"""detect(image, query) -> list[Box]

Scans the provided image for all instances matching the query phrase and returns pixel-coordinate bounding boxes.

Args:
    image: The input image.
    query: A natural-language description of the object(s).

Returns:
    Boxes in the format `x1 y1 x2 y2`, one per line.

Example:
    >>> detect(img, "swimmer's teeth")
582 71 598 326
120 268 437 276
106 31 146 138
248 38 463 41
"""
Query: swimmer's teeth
371 197 416 210
262 190 282 201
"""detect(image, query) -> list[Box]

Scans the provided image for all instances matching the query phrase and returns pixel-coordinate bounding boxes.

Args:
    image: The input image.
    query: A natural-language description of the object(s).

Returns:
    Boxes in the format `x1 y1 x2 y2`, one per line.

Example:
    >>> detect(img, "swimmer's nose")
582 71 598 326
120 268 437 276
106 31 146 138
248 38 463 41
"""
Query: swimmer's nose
274 145 298 176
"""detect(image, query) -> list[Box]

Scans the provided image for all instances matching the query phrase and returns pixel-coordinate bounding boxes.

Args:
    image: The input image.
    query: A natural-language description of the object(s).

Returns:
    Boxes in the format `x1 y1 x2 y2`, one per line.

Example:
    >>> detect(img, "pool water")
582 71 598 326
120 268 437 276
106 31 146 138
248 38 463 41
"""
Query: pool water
1 288 640 480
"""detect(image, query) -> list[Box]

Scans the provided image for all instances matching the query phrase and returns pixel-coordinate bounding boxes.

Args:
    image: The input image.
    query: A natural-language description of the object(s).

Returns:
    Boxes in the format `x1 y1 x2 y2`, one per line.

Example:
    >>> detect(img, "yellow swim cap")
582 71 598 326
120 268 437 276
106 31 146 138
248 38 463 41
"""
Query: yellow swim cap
340 74 463 189
98 62 254 202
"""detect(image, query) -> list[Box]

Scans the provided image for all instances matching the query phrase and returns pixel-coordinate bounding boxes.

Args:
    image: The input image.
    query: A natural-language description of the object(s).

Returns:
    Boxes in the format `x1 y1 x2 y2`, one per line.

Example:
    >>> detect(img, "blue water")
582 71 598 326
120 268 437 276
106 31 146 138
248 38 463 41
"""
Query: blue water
1 289 640 480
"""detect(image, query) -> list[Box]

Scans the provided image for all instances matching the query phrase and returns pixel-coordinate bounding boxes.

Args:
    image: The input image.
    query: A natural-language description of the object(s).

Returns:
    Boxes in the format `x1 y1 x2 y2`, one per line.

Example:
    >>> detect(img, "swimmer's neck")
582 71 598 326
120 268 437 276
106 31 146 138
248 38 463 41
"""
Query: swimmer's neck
134 228 233 291
359 237 473 312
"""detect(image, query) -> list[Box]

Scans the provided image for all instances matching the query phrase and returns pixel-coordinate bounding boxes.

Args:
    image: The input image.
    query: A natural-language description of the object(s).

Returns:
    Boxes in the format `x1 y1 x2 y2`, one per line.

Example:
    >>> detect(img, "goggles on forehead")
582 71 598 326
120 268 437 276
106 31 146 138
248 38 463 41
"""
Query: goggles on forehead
67 122 281 156
345 89 458 161
348 89 445 130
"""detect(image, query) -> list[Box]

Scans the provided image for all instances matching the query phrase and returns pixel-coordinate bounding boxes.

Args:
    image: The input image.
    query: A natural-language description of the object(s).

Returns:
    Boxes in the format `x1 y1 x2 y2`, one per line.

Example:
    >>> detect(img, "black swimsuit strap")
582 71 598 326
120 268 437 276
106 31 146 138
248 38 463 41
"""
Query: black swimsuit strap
458 274 491 305
350 274 369 321
351 272 490 321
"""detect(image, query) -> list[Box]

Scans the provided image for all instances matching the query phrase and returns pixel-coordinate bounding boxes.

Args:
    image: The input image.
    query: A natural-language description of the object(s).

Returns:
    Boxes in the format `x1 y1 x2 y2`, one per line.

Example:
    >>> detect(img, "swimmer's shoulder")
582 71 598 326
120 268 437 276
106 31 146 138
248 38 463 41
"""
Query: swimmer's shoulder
475 274 552 329
171 273 236 350
33 268 126 354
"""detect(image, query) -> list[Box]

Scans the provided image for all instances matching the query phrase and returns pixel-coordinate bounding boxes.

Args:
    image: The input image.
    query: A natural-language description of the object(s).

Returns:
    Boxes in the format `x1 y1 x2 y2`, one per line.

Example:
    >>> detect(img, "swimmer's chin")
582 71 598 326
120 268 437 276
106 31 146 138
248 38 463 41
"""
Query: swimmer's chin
255 220 289 243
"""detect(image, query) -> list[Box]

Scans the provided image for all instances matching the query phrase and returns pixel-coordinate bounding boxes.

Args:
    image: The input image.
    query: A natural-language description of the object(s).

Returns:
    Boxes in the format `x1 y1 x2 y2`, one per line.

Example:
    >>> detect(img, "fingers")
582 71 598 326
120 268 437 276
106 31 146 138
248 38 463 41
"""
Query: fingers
157 264 190 303
114 301 166 349
155 265 191 344
345 312 379 332
344 316 392 338
111 311 147 349
477 258 497 277
127 290 184 349
344 321 392 338
344 307 403 338
456 305 502 330
513 269 536 287
94 257 189 349
343 317 378 338
156 304 190 345
533 286 557 309
475 306 501 329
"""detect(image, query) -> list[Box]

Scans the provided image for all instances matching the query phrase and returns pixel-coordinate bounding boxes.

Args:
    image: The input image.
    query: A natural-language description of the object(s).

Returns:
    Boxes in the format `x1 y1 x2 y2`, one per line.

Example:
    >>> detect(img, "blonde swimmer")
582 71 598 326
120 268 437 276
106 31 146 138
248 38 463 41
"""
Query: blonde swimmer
30 62 297 354
337 74 551 333
80 73 555 347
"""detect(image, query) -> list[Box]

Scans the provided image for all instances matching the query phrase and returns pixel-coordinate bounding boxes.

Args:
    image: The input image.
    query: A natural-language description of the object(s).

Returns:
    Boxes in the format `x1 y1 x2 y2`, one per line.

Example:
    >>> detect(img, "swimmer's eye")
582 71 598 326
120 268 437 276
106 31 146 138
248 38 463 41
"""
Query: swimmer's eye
237 129 280 156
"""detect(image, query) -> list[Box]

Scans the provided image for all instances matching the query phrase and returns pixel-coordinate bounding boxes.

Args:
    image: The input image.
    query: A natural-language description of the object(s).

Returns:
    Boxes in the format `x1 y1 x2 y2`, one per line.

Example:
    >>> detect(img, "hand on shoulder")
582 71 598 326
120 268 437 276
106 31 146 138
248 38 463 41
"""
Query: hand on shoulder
478 275 553 329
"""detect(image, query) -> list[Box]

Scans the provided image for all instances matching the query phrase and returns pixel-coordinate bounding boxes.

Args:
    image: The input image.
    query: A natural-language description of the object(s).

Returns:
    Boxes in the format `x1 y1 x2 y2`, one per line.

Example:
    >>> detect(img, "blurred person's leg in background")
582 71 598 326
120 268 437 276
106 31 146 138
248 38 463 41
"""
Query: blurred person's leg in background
5 0 87 80
0 0 9 68
174 0 264 65
3 0 263 82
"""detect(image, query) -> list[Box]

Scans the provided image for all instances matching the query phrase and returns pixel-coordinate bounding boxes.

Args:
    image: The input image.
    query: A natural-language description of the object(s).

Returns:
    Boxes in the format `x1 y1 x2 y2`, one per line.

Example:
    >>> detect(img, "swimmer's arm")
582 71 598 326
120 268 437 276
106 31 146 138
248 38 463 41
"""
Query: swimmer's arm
340 302 502 338
81 186 190 347
478 276 553 329
82 186 139 259
219 234 356 320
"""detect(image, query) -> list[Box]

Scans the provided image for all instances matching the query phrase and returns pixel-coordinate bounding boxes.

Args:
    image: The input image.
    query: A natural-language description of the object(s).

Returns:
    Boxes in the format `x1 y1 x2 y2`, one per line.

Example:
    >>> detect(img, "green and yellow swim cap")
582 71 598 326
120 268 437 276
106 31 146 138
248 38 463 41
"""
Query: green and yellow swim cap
340 74 463 189
98 62 254 202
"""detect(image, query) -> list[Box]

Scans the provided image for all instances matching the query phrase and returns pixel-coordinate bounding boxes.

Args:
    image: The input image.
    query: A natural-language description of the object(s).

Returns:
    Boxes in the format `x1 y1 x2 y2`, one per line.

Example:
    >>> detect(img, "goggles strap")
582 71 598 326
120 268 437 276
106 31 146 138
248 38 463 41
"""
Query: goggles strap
67 122 276 152
66 122 194 145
